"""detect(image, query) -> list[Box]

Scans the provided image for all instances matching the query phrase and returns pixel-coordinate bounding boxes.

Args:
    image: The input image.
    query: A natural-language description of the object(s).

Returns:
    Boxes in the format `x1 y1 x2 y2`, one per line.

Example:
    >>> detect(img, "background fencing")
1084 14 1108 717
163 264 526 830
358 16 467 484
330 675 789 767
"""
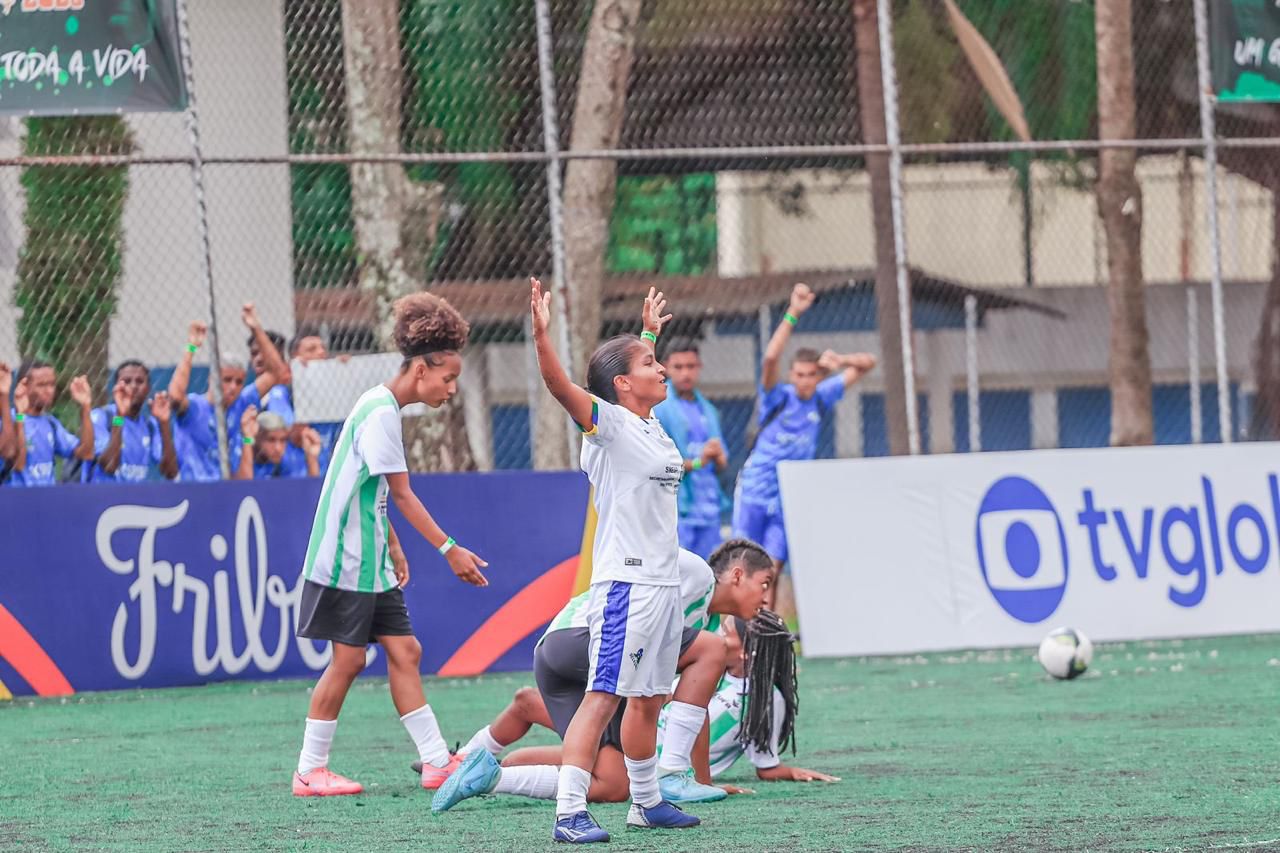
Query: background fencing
1 0 1278 481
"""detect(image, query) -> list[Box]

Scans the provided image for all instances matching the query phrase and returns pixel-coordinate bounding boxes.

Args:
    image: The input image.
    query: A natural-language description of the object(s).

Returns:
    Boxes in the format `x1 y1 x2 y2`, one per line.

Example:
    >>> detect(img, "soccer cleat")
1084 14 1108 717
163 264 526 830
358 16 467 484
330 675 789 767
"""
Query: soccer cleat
292 767 363 797
421 751 466 790
431 750 501 813
553 811 610 844
657 769 728 804
626 800 700 829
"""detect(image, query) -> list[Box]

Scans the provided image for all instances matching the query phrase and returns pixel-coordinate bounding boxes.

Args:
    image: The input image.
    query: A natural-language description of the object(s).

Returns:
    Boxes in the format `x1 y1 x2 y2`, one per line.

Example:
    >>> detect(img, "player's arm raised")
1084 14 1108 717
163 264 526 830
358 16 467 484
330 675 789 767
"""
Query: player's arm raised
762 283 816 391
385 471 489 587
530 276 595 432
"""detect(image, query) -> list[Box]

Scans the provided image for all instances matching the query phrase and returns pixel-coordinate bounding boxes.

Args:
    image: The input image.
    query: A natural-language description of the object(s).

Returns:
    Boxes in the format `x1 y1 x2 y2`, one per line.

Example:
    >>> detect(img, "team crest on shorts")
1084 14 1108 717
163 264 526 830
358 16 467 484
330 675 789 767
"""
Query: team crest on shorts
630 648 645 668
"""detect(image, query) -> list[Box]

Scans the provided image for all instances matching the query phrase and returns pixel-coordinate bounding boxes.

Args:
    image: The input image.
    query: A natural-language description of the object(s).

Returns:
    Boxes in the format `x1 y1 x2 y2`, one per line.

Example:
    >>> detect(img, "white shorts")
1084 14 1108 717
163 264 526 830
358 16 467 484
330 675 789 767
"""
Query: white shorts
585 580 682 698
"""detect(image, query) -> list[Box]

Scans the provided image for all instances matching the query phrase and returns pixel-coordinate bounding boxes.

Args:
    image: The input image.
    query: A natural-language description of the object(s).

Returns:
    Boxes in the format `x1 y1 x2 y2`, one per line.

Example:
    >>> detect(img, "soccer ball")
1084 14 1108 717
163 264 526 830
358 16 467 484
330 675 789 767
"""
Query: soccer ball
1037 627 1093 680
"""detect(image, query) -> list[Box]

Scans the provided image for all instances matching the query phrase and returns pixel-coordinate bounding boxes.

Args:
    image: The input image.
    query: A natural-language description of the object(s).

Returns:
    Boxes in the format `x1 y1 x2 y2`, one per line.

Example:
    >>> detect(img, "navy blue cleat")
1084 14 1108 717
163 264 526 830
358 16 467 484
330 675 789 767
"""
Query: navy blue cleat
626 800 700 829
553 811 611 844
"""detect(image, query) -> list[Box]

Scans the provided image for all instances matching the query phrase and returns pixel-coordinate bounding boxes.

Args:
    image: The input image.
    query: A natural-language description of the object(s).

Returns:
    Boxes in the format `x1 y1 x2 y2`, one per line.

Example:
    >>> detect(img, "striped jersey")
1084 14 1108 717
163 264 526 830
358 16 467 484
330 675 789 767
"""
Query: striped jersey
301 385 407 593
541 548 715 641
659 673 784 777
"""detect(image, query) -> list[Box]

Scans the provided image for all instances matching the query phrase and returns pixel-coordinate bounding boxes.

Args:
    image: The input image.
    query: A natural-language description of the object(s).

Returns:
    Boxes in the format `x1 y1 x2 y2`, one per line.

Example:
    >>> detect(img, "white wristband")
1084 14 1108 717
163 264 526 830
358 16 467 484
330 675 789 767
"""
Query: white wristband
438 536 457 556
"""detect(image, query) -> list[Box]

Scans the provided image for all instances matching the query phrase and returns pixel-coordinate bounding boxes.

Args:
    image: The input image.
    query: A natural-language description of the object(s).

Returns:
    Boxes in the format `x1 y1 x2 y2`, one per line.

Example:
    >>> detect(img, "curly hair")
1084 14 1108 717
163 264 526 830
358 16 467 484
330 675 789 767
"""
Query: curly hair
392 293 470 362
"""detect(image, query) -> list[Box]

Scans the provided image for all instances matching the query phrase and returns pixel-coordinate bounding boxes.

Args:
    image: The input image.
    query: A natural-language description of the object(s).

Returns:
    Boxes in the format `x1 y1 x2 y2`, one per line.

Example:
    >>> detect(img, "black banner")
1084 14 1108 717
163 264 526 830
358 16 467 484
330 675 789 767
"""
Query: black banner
0 0 186 115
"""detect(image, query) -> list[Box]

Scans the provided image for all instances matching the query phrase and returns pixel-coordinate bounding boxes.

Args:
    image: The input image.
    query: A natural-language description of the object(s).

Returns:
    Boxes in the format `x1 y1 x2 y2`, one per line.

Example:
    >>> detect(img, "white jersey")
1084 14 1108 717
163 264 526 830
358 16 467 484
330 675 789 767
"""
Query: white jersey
659 673 783 777
542 549 715 639
580 396 682 586
302 385 407 593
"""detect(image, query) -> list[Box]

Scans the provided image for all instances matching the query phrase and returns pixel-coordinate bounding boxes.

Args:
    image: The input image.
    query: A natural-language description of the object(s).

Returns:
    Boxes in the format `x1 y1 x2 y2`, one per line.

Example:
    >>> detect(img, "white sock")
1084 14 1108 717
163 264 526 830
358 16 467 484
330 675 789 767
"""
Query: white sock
297 718 336 775
625 754 661 808
401 704 451 768
555 764 593 817
493 764 559 799
656 701 705 775
462 724 505 757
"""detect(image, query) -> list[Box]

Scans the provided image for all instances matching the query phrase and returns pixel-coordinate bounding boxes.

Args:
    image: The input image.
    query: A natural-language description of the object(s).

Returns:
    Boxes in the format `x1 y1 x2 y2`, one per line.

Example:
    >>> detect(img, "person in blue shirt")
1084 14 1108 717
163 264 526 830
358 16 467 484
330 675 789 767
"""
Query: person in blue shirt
233 408 321 480
733 283 876 618
0 360 95 486
84 360 179 484
653 338 730 559
286 325 342 474
239 302 295 427
168 316 290 482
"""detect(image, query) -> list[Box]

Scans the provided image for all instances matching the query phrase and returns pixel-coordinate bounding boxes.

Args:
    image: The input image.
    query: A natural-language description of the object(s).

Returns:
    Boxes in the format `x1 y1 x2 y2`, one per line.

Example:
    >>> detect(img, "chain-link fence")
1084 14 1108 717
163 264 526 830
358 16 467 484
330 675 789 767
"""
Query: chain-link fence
1 0 1278 487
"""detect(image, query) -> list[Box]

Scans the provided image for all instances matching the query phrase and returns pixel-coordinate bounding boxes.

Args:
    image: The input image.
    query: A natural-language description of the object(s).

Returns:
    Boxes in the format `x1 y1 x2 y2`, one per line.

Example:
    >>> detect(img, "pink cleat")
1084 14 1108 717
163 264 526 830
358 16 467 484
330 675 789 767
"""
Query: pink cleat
293 767 364 797
420 752 465 791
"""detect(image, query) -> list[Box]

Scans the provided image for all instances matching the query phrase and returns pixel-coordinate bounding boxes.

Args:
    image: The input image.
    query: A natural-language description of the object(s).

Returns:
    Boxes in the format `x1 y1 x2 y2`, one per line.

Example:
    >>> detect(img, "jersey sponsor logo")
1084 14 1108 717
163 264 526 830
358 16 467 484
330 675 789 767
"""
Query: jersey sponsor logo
624 557 643 567
629 648 645 668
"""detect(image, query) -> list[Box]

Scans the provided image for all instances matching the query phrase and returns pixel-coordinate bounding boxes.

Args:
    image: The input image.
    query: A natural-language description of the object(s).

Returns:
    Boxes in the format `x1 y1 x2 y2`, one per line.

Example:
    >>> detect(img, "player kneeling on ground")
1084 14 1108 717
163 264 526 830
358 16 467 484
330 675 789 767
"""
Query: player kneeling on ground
427 541 774 816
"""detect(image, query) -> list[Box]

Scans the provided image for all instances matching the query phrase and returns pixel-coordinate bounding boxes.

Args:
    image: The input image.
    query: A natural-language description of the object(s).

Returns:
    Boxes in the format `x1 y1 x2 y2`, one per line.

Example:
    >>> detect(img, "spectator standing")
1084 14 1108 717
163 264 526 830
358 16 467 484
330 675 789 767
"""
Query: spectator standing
0 361 96 486
287 325 343 474
83 361 179 483
733 284 876 621
653 338 730 559
234 408 321 480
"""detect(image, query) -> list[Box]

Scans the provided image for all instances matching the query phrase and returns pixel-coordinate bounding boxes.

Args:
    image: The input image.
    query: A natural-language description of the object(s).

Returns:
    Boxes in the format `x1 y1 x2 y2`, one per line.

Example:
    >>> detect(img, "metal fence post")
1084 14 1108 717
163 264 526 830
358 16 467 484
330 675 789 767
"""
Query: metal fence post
875 0 921 455
1192 0 1231 443
176 0 229 477
964 294 981 452
1188 286 1202 444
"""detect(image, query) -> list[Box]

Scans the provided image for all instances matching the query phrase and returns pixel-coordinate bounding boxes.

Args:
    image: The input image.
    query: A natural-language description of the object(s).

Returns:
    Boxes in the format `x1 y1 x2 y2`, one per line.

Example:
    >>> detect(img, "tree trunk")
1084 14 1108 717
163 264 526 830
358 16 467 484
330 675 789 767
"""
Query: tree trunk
1095 0 1153 446
852 0 912 456
340 0 474 472
562 0 643 383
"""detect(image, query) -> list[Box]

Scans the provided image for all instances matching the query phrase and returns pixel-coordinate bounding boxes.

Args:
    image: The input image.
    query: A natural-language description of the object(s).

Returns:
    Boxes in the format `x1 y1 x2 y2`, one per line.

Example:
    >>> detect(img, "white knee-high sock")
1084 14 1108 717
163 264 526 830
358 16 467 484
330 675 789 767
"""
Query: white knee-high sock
555 764 592 817
625 754 661 808
462 724 505 757
493 764 559 799
401 704 451 768
656 701 705 774
298 718 337 775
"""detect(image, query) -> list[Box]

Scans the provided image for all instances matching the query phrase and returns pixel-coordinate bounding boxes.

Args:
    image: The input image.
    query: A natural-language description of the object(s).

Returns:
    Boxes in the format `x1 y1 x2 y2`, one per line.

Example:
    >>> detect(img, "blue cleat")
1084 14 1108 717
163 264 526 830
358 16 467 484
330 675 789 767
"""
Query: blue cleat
553 810 611 844
431 749 501 813
626 800 700 829
658 769 727 804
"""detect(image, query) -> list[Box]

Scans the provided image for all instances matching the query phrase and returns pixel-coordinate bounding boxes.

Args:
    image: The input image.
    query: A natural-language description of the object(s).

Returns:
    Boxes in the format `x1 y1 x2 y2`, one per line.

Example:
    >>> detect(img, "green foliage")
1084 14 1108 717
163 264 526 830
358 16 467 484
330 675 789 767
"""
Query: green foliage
16 115 131 403
607 173 717 275
895 0 961 144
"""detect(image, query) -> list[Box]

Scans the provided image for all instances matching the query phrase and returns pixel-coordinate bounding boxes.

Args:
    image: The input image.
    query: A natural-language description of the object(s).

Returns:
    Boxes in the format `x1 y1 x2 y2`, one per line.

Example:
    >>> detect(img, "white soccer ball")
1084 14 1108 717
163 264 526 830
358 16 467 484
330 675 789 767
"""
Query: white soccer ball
1037 627 1093 680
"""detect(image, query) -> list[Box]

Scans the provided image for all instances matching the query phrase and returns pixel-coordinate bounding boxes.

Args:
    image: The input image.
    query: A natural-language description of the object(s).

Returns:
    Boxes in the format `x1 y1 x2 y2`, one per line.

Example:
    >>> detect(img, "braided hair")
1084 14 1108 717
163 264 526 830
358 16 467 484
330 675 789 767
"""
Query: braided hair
739 608 799 757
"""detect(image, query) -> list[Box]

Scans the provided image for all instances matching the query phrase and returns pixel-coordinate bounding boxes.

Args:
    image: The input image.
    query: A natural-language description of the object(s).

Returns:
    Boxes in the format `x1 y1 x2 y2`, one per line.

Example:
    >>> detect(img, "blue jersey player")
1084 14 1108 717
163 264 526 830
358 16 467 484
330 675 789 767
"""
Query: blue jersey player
732 283 875 618
0 361 95 486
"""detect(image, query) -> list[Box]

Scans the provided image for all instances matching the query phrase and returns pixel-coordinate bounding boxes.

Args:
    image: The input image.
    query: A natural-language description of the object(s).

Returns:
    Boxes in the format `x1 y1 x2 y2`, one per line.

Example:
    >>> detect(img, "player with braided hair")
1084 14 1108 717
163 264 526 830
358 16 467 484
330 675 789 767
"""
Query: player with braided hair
291 292 489 799
689 612 839 786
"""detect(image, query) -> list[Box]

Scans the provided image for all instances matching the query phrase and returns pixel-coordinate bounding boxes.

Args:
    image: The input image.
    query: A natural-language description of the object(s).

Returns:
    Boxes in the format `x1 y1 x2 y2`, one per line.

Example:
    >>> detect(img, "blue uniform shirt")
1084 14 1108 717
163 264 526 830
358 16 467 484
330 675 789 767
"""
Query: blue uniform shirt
4 410 80 487
672 397 723 526
174 394 222 482
251 444 311 479
84 404 166 484
736 375 845 510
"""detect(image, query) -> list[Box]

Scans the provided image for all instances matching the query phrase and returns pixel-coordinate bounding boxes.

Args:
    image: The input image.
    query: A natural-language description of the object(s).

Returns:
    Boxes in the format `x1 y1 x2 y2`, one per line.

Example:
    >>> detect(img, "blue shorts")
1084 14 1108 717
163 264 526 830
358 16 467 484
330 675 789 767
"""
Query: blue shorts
732 498 788 564
678 520 723 561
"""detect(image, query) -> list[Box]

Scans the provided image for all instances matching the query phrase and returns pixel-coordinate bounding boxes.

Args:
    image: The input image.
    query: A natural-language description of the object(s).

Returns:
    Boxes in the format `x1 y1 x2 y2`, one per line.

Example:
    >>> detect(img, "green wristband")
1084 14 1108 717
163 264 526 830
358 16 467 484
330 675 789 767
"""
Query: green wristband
690 458 703 471
783 312 799 326
640 330 658 344
439 536 457 556
186 343 199 354
111 415 125 427
13 413 24 423
242 436 254 446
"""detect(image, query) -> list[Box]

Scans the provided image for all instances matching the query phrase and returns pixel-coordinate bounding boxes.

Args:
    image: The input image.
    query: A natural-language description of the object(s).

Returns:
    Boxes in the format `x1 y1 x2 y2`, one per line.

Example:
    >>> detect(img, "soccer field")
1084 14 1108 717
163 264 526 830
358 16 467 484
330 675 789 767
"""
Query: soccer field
4 634 1278 852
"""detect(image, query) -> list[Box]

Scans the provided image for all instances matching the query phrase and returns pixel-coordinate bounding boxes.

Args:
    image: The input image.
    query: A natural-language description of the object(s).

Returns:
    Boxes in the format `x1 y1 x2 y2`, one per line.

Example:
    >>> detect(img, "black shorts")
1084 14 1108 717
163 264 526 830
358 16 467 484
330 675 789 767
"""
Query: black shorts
296 580 414 647
532 626 702 749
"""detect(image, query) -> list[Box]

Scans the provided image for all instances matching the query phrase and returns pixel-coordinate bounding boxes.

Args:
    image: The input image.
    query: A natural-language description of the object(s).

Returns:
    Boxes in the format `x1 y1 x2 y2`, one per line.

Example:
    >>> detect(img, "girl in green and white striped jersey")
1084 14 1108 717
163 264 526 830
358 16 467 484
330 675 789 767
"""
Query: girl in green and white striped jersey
292 293 490 800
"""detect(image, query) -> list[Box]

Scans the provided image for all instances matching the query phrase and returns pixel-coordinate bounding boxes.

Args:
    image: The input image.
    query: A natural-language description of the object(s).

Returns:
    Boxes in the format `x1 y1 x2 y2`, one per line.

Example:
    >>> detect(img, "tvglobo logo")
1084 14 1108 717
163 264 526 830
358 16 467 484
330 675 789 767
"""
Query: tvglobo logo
975 473 1280 623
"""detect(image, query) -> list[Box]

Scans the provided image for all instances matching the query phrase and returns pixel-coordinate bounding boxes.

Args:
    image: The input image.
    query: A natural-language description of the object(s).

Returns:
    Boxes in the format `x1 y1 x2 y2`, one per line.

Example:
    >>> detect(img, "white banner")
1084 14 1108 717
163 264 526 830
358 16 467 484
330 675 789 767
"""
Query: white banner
778 443 1280 656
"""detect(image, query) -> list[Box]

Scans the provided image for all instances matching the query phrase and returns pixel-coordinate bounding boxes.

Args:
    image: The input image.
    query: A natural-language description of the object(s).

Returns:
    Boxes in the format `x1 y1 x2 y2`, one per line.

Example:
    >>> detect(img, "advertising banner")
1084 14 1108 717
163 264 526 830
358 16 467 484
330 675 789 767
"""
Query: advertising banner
0 0 186 115
779 443 1280 657
1211 0 1280 102
0 471 587 697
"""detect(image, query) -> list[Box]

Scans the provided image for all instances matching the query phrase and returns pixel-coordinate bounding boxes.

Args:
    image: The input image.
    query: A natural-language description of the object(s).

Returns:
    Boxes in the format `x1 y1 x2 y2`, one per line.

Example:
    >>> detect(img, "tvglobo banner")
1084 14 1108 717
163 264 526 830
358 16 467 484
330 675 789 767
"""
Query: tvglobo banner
779 443 1280 657
0 0 186 115
0 472 587 697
